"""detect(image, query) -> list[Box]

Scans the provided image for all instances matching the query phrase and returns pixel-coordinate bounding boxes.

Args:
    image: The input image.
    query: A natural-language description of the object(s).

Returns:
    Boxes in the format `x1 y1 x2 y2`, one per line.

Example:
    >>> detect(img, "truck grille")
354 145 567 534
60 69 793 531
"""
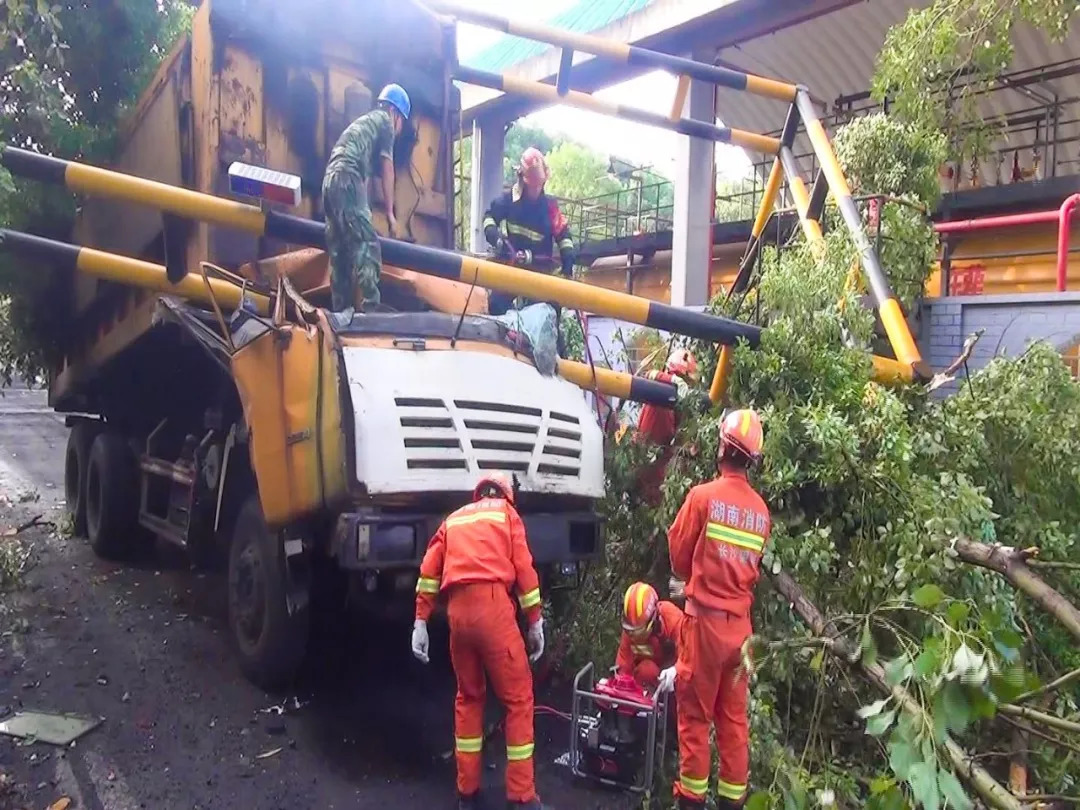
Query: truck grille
395 397 583 478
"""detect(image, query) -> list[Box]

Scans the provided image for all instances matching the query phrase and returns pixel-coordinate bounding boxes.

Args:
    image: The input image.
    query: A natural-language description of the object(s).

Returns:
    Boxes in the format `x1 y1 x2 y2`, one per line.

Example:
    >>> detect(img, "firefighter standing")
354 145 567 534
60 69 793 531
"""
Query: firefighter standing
482 147 577 316
615 581 684 693
321 83 411 320
411 473 548 810
666 409 770 810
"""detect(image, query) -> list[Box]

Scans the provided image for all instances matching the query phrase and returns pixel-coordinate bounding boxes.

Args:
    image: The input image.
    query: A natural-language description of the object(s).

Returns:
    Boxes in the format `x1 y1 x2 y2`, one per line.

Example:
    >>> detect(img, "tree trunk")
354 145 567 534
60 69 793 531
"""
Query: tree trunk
953 538 1080 644
769 569 1022 810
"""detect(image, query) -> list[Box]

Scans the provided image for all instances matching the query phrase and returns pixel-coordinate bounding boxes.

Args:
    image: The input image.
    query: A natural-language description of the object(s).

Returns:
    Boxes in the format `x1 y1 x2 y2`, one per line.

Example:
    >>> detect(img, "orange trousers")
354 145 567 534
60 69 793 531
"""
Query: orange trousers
673 610 752 806
447 582 536 802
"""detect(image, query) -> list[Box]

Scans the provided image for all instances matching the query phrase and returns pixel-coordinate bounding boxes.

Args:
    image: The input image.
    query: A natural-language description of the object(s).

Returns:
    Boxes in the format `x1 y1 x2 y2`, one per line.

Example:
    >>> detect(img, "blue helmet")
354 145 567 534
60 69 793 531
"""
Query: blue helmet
378 84 411 120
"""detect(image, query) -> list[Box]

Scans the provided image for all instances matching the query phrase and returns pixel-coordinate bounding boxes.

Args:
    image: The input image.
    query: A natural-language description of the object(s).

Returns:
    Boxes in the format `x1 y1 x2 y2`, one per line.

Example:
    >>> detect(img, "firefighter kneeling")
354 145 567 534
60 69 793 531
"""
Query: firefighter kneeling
667 409 771 810
615 581 684 694
411 472 548 810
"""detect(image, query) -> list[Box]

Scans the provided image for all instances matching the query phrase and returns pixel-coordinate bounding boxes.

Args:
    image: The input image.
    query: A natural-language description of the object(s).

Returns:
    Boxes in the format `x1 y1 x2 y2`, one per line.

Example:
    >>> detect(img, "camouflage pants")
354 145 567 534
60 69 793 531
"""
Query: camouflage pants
322 168 381 311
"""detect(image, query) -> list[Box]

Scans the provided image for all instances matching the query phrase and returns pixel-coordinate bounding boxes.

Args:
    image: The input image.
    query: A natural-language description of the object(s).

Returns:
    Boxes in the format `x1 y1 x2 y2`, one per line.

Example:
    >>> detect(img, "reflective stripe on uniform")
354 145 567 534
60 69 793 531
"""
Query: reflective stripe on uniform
706 522 765 553
679 774 709 797
506 742 535 761
507 222 545 241
482 216 497 230
631 644 653 657
558 238 574 250
456 736 483 754
518 587 541 609
446 510 507 528
717 778 747 800
416 576 439 594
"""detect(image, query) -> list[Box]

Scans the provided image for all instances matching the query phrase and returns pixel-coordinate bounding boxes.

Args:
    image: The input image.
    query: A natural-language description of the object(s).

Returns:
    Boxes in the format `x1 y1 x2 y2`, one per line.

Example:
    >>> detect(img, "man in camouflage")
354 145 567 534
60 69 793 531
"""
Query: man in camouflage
322 83 411 319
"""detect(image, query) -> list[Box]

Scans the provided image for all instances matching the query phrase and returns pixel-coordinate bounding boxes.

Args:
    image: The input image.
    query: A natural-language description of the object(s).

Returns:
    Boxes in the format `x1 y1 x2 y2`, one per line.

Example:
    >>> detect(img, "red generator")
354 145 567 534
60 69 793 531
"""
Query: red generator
570 662 670 793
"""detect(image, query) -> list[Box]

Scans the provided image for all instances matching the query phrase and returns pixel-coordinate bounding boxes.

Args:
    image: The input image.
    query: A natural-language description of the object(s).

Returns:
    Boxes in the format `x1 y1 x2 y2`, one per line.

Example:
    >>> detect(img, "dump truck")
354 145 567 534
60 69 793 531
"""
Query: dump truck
49 0 609 689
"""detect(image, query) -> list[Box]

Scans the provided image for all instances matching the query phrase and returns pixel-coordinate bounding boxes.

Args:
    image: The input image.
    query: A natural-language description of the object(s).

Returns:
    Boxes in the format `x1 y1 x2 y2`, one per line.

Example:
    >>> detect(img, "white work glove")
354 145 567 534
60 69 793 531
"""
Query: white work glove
657 666 677 695
527 618 545 663
668 576 686 599
411 619 430 664
672 375 690 400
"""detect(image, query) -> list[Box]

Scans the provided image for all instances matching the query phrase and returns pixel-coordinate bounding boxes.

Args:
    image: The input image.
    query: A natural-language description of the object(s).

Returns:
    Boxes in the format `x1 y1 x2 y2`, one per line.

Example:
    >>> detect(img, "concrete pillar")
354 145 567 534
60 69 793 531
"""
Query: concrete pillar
469 117 506 254
670 52 717 307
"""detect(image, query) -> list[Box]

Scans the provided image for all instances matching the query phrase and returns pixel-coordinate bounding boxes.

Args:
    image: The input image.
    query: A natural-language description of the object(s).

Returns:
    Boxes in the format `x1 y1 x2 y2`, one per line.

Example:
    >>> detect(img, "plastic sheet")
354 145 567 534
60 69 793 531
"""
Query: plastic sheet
494 303 559 376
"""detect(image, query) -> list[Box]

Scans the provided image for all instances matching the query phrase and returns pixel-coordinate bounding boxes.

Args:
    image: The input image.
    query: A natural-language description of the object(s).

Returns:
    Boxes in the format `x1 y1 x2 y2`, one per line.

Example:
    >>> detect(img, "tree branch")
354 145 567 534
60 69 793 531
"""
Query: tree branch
769 569 1021 810
953 538 1080 644
998 704 1080 736
999 716 1080 758
1013 666 1080 704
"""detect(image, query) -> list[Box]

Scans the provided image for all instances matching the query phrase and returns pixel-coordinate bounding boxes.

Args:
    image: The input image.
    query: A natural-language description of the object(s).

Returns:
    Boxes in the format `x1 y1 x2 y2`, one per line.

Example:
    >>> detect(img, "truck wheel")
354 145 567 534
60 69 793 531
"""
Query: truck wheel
64 422 99 537
85 432 140 559
228 495 309 690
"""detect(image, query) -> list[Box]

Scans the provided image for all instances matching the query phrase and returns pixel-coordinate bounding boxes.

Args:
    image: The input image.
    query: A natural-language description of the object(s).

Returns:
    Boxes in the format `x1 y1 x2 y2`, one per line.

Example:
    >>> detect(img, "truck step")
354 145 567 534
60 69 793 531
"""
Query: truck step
140 455 195 487
138 511 188 550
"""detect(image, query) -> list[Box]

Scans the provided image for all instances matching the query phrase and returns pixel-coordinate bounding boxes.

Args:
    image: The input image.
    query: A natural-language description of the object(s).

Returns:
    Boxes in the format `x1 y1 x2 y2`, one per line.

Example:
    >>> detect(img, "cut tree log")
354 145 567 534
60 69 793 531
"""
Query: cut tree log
953 539 1080 644
769 569 1022 810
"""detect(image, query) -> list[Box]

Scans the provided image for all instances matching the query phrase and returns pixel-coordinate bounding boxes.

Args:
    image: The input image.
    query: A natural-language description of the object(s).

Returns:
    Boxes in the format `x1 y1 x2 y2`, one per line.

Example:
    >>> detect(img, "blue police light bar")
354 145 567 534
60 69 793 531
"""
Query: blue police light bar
227 162 302 206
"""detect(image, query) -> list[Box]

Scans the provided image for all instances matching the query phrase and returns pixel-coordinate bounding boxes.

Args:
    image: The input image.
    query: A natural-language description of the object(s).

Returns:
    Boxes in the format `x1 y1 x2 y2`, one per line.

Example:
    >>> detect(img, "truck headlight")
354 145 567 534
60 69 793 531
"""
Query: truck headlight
357 523 371 561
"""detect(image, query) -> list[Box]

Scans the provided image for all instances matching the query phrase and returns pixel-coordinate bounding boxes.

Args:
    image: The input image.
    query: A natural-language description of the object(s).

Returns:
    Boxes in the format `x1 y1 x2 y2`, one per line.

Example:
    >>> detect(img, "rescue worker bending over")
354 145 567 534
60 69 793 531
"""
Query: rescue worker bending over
321 83 411 321
635 348 698 508
615 582 684 694
411 473 548 810
667 409 771 810
482 147 577 316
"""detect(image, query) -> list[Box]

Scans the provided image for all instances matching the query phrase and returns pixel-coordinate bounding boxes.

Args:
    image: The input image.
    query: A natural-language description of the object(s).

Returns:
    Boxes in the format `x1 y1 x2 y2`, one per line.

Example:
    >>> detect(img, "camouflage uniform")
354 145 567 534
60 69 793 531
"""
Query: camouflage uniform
322 107 395 311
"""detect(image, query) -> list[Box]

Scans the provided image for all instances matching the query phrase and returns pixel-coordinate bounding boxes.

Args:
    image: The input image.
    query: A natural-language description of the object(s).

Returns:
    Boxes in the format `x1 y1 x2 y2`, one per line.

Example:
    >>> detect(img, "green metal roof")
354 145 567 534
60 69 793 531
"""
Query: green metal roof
465 0 656 73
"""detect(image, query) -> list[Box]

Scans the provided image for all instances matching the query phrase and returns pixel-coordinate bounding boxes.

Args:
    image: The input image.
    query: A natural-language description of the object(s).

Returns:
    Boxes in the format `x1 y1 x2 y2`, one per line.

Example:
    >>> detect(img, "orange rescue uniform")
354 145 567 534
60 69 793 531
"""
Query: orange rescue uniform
416 497 543 803
635 369 678 505
667 469 771 806
615 600 684 690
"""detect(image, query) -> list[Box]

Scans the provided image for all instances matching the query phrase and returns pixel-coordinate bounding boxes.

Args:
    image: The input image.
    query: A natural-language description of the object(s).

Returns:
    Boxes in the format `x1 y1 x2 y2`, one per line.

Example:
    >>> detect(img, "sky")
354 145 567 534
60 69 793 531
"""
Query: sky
452 0 754 182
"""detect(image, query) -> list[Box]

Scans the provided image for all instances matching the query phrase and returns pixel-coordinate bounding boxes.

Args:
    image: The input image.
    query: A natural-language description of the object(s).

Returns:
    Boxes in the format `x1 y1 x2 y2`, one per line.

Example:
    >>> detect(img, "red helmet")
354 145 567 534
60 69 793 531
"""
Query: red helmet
666 348 698 379
622 582 659 634
473 472 515 504
518 147 549 186
719 408 764 462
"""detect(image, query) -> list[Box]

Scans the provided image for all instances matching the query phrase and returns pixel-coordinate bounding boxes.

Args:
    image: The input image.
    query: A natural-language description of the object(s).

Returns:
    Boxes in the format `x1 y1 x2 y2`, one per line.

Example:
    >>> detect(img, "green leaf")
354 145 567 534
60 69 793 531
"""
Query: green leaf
937 769 972 810
861 620 879 668
871 776 895 795
912 584 946 610
907 761 940 810
888 737 919 780
885 655 914 687
968 688 997 720
915 645 942 679
858 698 889 719
867 708 898 737
946 602 970 627
746 792 772 810
940 682 972 734
810 648 825 672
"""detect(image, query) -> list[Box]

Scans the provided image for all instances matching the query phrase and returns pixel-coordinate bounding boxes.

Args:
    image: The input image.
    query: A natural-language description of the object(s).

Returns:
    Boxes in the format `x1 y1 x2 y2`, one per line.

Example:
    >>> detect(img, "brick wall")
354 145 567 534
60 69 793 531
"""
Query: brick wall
920 292 1080 394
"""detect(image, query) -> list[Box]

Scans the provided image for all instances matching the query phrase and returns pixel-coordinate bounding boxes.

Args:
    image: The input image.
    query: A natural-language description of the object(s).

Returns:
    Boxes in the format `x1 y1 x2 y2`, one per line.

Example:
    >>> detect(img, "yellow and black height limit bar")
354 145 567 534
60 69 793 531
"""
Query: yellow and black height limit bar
0 145 762 351
428 2 798 102
0 227 680 408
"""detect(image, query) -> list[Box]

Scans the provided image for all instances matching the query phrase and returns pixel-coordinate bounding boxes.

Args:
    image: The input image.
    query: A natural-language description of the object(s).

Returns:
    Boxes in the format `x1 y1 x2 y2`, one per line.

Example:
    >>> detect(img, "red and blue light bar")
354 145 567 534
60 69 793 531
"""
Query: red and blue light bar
227 162 302 207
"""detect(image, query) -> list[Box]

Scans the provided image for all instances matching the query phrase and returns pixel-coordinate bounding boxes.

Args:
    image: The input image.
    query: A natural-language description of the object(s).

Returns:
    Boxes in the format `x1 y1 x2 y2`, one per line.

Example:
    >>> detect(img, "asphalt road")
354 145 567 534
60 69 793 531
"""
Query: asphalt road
0 388 638 810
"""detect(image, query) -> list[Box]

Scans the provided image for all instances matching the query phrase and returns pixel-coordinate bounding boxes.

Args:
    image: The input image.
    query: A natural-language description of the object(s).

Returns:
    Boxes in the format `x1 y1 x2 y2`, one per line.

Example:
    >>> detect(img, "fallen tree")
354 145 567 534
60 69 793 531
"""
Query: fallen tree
559 114 1080 808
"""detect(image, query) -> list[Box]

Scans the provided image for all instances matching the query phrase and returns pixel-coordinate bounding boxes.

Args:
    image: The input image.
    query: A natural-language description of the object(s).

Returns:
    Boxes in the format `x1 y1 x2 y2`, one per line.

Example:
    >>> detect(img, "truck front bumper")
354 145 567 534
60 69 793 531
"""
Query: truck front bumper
331 509 603 571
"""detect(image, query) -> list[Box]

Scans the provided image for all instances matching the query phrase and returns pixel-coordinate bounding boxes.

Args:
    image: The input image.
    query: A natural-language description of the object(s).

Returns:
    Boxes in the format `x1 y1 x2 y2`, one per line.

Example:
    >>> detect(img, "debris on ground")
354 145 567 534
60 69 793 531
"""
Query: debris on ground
1 514 49 537
256 747 282 760
47 798 71 810
0 711 102 746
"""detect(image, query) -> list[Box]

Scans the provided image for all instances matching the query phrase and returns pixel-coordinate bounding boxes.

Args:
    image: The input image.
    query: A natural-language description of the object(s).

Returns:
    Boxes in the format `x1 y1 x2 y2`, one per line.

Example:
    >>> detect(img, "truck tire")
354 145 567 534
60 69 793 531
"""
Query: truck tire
64 422 99 537
85 432 140 559
228 495 309 690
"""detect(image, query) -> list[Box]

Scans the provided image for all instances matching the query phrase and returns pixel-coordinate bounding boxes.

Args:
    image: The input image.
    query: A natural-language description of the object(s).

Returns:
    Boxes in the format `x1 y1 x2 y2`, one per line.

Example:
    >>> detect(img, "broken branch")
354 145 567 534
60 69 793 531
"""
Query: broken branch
2 514 46 537
1013 666 1080 704
998 704 1080 736
769 569 1021 810
953 538 1080 644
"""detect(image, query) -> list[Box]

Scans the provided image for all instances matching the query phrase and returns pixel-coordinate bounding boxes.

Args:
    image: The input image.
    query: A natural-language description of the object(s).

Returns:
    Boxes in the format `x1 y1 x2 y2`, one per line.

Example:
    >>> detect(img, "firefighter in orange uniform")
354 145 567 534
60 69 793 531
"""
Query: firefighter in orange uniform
411 473 548 810
615 581 684 693
667 408 770 810
636 349 698 506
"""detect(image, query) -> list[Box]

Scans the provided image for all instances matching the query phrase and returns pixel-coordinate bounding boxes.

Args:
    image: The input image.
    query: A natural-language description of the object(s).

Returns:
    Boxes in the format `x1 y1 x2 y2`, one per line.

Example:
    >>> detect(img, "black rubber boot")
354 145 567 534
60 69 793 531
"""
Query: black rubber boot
458 792 481 810
507 798 551 810
677 798 706 810
716 799 746 810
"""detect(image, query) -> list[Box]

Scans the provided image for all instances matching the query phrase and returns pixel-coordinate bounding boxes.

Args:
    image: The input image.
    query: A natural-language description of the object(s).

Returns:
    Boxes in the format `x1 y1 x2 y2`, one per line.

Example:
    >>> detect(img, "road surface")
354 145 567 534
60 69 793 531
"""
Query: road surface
0 387 637 810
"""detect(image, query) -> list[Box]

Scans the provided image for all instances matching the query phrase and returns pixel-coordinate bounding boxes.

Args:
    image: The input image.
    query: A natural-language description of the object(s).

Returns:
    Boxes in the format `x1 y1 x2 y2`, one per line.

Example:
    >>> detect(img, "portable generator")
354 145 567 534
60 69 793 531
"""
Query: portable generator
570 662 669 793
